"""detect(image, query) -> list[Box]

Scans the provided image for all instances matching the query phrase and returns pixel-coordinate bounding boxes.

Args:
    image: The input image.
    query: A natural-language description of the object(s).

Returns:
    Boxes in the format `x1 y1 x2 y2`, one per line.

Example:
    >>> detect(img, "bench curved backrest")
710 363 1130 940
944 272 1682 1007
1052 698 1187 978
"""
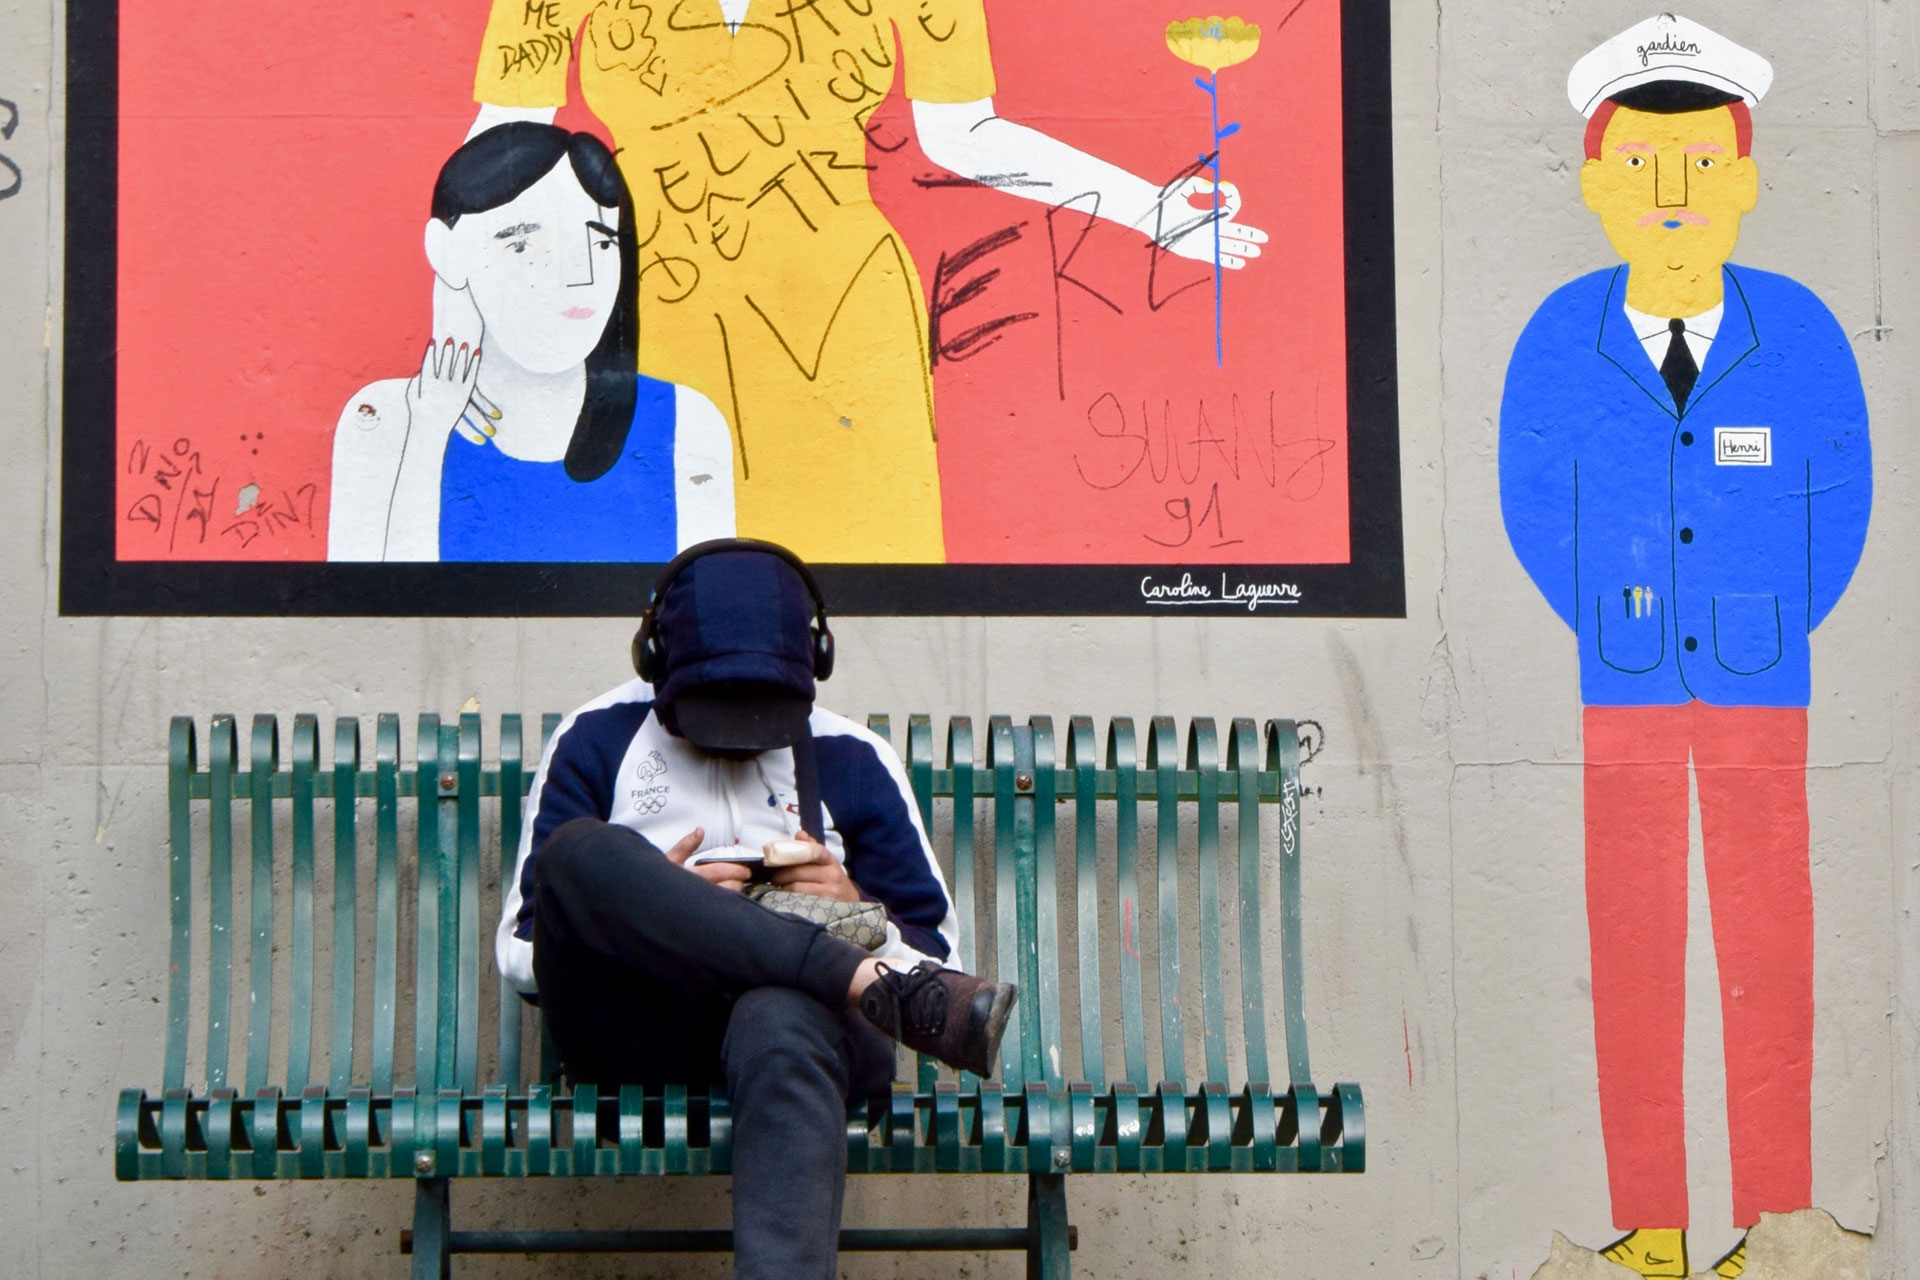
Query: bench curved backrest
132 711 1358 1179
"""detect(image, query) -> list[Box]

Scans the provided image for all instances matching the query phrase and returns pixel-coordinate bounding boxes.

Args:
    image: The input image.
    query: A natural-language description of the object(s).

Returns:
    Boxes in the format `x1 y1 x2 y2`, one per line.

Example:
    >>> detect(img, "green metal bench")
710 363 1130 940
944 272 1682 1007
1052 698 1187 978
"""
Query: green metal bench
116 711 1362 1277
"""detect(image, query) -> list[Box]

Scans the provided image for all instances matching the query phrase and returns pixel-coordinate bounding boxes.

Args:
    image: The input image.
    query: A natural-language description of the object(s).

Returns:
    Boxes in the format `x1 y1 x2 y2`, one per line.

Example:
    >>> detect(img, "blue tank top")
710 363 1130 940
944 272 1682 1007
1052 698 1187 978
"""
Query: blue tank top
438 376 678 562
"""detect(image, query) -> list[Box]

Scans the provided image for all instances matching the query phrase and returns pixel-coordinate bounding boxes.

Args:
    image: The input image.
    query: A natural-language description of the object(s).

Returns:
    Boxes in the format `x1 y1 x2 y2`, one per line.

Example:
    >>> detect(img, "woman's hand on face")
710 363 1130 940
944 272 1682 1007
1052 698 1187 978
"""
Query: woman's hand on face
662 826 751 892
768 834 862 903
409 337 491 445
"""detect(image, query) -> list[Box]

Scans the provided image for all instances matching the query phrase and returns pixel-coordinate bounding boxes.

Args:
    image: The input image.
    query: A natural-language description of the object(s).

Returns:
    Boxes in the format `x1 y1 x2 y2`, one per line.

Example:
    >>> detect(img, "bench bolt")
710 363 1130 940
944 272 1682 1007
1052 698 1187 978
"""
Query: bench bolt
438 771 457 794
1051 1150 1069 1170
414 1151 435 1175
1015 772 1034 793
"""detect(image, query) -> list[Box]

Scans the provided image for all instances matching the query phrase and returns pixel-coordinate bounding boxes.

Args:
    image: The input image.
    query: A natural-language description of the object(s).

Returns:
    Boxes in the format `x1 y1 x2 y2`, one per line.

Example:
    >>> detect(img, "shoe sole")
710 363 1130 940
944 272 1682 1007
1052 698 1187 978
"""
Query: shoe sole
970 983 1019 1077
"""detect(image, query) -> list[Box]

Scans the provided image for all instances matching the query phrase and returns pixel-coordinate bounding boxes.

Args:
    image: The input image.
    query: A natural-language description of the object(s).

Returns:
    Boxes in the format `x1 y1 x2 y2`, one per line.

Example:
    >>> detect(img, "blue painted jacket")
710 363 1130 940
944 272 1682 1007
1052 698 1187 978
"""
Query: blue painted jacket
1499 265 1871 708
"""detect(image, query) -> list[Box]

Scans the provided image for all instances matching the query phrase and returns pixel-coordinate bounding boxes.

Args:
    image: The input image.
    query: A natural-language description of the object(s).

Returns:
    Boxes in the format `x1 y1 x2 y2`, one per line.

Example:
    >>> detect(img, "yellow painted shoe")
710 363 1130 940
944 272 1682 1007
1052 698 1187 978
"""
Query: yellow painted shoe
1599 1228 1690 1278
1711 1237 1747 1278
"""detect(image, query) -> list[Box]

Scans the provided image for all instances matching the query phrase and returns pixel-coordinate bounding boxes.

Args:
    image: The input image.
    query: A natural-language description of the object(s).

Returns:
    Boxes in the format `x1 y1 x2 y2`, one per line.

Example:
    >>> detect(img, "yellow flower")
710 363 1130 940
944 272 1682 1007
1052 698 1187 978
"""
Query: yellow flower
1165 15 1262 74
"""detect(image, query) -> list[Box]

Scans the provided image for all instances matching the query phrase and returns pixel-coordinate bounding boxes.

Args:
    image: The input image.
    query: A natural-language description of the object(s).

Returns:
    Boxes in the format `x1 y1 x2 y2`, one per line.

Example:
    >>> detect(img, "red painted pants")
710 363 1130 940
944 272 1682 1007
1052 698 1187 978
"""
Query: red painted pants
1583 703 1812 1230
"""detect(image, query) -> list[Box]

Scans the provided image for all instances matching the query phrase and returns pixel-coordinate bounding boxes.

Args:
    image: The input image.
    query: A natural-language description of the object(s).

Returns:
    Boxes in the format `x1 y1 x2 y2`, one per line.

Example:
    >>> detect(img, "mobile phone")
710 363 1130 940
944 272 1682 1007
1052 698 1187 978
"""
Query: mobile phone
686 846 764 868
685 840 816 869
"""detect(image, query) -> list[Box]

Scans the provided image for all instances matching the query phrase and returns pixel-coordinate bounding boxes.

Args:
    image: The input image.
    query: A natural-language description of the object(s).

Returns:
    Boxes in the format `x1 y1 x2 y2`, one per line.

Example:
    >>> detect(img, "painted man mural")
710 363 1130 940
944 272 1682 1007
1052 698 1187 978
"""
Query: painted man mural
461 0 1267 563
1499 15 1872 1279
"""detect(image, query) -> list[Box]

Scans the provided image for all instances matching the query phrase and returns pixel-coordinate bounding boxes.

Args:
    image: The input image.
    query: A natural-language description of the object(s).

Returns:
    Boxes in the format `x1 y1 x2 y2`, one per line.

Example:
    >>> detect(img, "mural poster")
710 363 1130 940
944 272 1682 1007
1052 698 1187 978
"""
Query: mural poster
1500 15 1872 1279
60 0 1400 616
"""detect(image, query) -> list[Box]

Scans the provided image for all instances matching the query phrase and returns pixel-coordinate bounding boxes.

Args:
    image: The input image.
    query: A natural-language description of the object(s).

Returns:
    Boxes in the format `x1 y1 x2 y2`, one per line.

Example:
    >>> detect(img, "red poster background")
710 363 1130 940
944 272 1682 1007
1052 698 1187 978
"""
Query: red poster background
115 1 1347 565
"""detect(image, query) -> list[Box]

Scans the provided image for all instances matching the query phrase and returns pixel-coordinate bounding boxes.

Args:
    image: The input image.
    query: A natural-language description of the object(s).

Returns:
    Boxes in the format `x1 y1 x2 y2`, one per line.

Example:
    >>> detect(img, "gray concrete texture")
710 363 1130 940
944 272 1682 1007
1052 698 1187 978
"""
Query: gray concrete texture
1 0 1916 1276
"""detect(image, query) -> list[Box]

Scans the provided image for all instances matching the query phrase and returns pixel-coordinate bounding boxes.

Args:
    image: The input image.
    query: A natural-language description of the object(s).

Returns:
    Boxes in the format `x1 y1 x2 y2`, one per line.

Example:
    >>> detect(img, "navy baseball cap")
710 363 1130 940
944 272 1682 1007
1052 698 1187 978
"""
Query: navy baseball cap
653 546 819 752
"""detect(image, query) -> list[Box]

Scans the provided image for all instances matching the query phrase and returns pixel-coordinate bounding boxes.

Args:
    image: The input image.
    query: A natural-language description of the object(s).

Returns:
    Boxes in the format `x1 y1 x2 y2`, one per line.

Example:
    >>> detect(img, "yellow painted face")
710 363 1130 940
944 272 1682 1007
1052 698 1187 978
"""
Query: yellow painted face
1579 104 1758 291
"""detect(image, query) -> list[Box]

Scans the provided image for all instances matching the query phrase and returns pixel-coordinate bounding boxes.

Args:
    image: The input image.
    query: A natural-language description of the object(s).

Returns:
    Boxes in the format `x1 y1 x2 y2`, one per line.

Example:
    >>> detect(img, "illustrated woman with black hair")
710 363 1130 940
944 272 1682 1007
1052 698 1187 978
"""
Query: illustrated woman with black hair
328 123 735 561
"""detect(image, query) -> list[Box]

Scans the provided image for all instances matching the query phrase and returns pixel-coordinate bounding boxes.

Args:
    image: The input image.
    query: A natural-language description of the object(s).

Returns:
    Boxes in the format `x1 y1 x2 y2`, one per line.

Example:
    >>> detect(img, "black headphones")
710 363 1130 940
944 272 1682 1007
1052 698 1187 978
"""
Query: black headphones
632 538 836 684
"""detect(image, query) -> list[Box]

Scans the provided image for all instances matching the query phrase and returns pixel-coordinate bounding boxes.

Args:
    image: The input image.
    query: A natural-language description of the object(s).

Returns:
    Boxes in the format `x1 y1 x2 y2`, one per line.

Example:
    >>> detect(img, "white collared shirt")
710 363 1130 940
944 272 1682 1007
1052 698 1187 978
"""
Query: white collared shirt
1622 300 1724 373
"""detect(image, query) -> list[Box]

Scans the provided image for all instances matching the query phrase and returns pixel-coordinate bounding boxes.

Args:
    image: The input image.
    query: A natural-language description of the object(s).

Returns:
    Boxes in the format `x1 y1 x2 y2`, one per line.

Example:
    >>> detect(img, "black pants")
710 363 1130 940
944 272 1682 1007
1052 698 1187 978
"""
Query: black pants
532 817 897 1280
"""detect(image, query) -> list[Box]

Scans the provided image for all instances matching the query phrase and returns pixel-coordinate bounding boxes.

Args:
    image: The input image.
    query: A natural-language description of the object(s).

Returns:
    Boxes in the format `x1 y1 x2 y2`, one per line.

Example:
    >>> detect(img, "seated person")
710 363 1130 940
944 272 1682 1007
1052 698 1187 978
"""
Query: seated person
495 538 1016 1279
327 123 734 562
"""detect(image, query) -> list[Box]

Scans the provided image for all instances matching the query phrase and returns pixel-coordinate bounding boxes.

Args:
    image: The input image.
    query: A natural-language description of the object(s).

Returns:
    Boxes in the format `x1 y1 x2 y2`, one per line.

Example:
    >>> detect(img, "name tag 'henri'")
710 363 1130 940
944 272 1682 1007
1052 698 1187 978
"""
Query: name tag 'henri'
1714 427 1771 466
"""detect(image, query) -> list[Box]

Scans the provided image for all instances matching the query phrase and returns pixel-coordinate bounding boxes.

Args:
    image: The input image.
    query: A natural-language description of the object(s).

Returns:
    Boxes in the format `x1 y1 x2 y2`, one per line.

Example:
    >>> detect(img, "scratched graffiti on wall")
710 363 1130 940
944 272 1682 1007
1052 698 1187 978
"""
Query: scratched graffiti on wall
0 99 21 201
61 0 1402 615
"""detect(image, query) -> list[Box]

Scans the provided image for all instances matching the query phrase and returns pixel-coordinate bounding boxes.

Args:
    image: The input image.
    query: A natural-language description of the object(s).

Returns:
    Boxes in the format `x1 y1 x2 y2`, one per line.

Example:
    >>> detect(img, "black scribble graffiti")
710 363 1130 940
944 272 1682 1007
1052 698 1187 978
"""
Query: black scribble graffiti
124 436 218 551
1072 391 1337 502
928 222 1039 366
221 484 319 548
912 172 1049 190
0 98 20 201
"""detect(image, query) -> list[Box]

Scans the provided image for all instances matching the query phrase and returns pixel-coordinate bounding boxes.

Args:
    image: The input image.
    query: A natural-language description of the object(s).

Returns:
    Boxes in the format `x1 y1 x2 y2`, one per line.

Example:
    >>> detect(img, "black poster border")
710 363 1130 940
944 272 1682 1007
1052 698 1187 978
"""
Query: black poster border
59 0 1402 619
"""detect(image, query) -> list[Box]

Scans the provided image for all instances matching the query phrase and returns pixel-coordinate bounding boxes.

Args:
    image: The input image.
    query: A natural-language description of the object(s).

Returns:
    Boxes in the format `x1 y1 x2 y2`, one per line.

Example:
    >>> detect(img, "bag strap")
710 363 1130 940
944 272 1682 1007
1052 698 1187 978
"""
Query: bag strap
791 722 825 841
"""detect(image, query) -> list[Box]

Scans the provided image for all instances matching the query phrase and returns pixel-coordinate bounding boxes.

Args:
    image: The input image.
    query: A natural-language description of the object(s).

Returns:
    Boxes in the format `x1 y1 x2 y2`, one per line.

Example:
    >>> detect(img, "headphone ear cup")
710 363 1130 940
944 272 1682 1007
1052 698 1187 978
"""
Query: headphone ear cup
813 625 835 681
633 619 659 683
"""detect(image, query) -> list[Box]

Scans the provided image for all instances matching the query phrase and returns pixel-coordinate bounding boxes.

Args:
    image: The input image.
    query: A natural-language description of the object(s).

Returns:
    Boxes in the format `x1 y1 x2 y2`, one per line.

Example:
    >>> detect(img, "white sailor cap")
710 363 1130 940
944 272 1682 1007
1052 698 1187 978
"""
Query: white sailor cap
1567 13 1773 118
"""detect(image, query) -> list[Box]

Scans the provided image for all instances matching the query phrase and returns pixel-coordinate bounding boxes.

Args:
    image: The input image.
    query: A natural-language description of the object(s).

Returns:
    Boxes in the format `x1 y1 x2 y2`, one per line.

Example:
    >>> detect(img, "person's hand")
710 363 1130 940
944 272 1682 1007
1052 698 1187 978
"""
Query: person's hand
408 337 495 445
662 826 751 892
1154 175 1267 268
767 833 862 903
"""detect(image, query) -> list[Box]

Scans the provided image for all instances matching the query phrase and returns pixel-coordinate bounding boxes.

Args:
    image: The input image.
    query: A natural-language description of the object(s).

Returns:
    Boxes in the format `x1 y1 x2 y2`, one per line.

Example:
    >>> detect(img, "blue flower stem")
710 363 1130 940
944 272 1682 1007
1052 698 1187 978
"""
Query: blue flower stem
1209 69 1224 367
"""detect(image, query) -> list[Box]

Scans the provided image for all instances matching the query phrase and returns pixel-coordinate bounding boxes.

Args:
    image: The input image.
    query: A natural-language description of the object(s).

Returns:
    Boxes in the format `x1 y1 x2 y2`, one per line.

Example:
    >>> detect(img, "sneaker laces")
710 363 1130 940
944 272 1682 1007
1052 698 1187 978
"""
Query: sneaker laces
871 961 948 1039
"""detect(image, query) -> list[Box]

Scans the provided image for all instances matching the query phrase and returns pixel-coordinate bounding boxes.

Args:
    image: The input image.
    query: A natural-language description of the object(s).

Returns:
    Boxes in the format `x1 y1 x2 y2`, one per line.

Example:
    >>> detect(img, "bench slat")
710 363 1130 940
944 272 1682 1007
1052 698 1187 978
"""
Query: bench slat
207 717 238 1092
1268 720 1312 1087
946 718 976 978
1189 720 1230 1085
1228 719 1271 1085
1026 719 1065 1089
246 716 278 1095
127 712 1363 1189
166 719 195 1093
1067 718 1103 1087
432 719 462 1093
987 719 1026 1087
497 715 525 1093
289 715 319 1094
414 717 445 1094
1148 718 1185 1087
537 714 564 1087
372 715 401 1095
1107 719 1149 1089
456 714 483 1094
330 719 361 1096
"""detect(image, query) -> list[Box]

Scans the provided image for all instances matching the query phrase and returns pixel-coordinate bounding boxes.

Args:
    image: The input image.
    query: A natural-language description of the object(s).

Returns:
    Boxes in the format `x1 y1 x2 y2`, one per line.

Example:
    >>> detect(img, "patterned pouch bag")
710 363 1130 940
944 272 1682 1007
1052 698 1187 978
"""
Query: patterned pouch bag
745 884 888 951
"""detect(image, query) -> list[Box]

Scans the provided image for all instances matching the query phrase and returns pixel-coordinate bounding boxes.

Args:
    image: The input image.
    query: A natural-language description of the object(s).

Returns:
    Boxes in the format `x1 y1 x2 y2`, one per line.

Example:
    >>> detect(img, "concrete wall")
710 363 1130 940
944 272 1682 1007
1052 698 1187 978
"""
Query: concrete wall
1 0 1914 1276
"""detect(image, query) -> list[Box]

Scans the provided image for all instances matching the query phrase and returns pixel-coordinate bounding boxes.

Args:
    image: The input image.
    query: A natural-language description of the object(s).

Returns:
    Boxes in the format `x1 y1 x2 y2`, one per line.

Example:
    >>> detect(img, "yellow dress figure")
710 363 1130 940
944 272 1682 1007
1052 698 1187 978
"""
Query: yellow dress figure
474 0 999 563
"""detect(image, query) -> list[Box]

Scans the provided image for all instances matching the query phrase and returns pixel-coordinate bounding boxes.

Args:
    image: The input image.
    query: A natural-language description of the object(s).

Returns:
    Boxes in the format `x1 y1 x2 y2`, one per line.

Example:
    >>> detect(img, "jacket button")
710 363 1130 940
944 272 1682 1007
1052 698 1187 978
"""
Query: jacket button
1685 636 1699 652
1679 528 1694 543
1680 431 1694 446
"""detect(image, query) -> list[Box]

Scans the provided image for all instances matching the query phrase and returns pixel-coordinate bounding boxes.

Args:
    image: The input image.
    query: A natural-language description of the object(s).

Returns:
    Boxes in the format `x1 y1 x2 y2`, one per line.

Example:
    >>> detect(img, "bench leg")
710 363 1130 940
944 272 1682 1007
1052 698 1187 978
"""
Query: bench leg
1026 1173 1070 1280
411 1178 451 1280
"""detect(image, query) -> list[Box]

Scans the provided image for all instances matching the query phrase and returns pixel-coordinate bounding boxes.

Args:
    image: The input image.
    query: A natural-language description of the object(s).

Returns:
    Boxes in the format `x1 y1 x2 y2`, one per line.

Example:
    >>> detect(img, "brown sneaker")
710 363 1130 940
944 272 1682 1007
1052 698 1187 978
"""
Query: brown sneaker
859 960 1017 1077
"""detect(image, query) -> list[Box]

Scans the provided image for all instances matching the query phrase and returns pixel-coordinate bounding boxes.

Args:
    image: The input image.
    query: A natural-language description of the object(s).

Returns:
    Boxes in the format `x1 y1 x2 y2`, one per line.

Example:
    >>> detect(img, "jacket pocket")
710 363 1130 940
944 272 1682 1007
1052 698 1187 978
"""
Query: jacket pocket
1594 595 1667 674
1711 594 1782 675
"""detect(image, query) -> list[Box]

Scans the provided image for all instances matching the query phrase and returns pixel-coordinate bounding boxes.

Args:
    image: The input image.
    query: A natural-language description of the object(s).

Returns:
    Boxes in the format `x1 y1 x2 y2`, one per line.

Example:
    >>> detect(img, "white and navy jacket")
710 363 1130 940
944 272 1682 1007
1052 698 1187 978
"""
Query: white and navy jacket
495 679 959 995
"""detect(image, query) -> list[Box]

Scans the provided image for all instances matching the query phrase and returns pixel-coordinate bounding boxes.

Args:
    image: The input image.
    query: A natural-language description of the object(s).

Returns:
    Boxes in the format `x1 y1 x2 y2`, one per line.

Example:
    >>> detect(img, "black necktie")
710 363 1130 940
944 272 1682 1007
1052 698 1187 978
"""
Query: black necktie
1660 317 1698 413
